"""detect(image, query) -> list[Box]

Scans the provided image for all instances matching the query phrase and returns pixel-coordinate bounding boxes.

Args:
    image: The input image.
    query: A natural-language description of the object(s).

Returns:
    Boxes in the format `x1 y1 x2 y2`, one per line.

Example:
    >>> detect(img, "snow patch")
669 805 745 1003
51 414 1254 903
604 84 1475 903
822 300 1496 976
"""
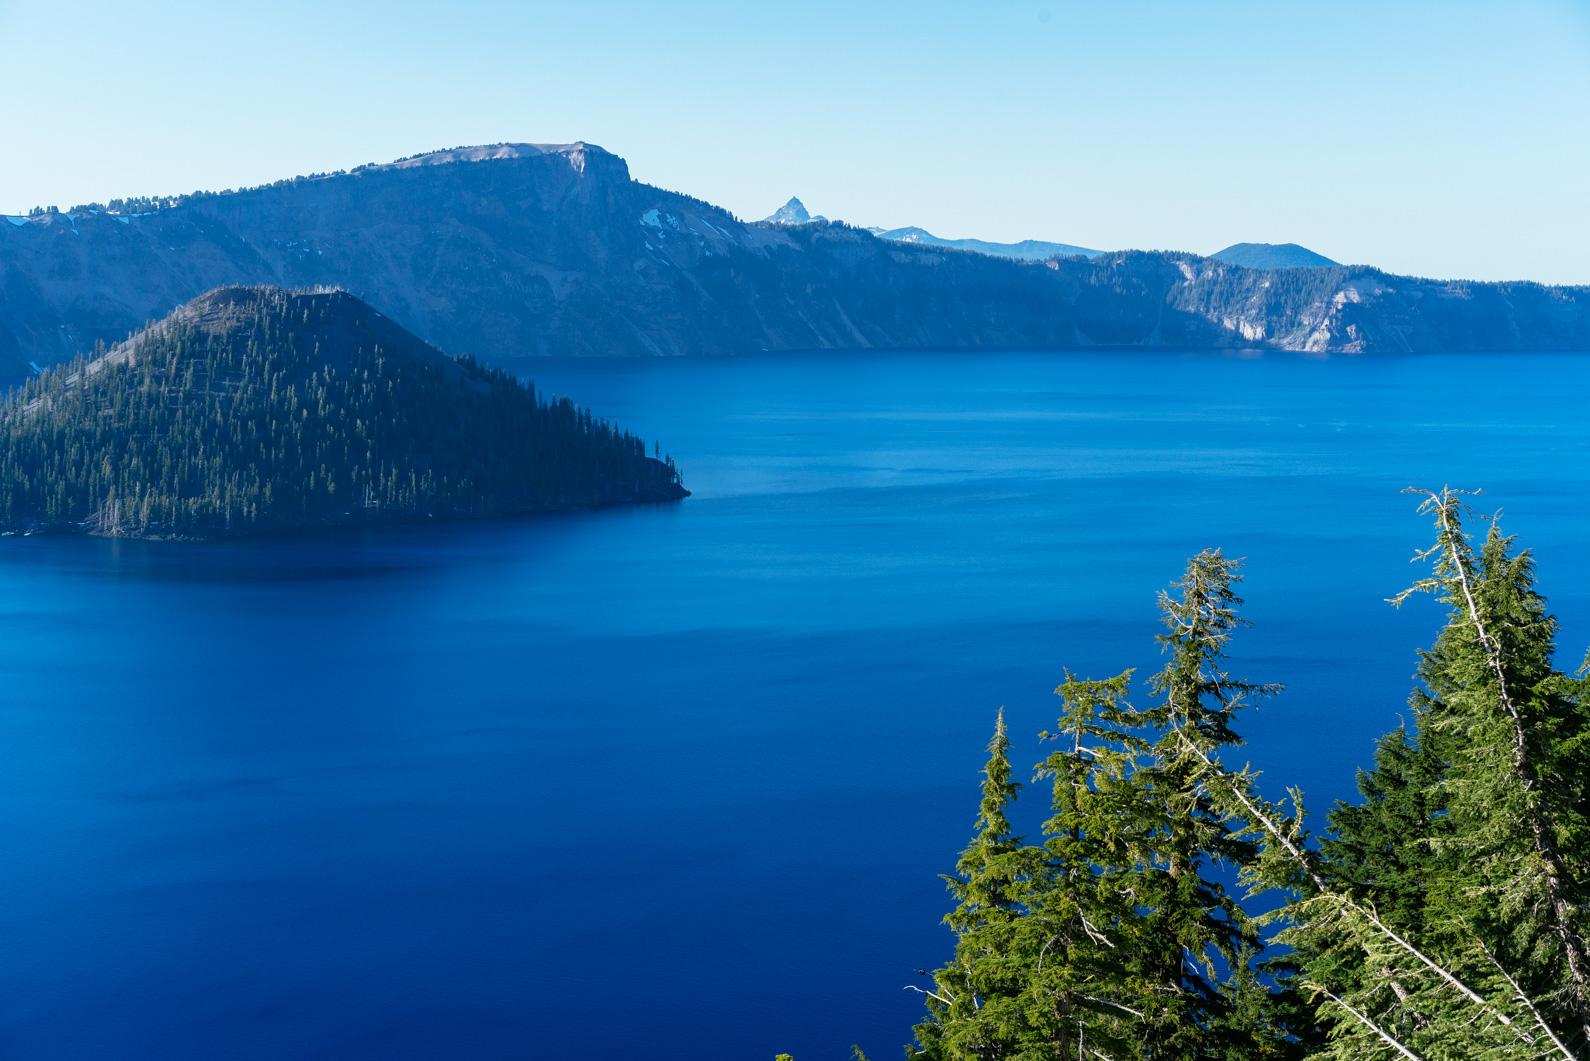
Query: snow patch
4 216 27 227
641 209 685 231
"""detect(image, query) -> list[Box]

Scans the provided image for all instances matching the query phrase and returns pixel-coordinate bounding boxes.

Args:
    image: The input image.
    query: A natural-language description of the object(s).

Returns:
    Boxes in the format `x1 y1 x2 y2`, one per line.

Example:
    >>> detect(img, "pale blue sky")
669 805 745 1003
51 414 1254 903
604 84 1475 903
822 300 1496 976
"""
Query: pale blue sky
2 0 1587 282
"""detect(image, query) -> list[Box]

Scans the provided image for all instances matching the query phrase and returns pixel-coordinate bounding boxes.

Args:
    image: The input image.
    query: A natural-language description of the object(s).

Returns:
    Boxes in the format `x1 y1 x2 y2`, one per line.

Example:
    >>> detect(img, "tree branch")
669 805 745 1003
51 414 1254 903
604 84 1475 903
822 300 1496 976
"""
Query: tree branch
1318 987 1424 1061
903 985 954 1006
1480 945 1576 1061
1078 994 1145 1020
1173 725 1509 1024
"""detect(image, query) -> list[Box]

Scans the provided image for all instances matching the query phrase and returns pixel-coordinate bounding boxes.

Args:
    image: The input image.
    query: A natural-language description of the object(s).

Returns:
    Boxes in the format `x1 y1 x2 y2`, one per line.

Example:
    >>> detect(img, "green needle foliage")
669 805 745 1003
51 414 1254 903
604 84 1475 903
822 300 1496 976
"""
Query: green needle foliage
1414 508 1590 1042
914 490 1590 1061
0 287 683 538
1032 670 1154 1059
1131 552 1286 1060
916 553 1306 1060
912 707 1044 1059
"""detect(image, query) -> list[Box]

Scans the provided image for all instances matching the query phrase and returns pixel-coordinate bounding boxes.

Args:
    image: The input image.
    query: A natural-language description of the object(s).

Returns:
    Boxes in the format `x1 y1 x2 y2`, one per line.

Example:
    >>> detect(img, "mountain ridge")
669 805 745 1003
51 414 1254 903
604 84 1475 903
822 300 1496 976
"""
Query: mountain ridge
2 142 1587 368
869 226 1101 261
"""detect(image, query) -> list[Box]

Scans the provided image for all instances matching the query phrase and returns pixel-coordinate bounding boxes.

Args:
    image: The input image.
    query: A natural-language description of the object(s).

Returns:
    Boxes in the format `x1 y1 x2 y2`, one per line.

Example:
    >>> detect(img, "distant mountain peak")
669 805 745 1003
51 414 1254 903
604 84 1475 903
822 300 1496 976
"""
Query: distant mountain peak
764 197 825 225
1209 242 1338 269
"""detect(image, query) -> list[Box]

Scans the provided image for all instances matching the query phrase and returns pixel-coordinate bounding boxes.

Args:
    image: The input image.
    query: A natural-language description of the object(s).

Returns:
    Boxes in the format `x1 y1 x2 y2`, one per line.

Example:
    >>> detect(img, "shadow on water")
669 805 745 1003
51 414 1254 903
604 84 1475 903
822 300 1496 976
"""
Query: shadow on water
0 504 692 587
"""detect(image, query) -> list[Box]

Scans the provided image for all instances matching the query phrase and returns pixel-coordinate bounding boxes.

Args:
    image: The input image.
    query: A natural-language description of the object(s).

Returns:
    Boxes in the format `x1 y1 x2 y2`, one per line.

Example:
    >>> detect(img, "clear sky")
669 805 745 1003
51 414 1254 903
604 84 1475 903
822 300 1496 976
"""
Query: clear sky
2 0 1587 283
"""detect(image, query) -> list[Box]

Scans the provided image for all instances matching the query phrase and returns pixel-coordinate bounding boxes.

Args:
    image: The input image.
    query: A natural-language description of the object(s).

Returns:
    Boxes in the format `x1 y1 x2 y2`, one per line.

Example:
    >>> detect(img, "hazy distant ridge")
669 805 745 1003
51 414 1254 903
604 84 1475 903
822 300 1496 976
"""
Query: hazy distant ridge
868 226 1100 261
1210 242 1339 269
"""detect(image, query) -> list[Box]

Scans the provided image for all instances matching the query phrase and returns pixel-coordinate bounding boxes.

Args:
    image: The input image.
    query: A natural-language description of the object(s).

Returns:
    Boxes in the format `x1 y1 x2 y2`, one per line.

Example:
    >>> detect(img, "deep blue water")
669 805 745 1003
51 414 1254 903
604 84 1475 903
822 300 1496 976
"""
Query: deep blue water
0 349 1588 1060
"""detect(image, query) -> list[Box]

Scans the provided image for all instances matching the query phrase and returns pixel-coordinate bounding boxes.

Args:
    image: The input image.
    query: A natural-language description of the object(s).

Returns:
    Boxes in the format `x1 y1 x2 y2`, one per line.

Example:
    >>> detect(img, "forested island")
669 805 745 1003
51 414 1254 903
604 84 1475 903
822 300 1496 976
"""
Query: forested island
0 286 685 539
909 490 1590 1061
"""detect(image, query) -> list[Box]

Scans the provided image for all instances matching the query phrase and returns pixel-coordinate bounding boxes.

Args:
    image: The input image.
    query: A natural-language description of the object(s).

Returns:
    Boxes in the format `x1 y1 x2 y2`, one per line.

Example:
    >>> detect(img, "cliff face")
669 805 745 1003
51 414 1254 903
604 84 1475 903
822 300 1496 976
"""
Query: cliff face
1166 265 1590 353
1 144 652 369
2 142 1587 372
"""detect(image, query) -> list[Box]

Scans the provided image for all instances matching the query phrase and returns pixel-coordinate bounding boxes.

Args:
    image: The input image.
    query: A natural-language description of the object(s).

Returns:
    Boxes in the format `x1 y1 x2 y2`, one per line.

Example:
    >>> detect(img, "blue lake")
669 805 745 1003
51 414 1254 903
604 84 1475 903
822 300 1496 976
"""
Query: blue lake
0 349 1587 1060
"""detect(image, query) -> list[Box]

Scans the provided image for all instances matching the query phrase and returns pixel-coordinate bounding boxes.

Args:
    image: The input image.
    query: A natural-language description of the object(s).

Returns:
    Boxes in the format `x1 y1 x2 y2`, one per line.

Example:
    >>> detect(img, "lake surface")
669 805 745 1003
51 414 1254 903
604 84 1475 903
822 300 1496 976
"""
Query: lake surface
0 349 1587 1060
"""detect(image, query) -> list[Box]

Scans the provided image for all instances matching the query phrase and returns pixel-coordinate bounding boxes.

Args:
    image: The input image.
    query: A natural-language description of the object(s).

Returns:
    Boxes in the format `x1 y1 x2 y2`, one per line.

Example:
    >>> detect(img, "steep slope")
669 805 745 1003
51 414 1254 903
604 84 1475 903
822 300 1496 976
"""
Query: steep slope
0 286 684 538
1209 242 1339 268
870 226 1101 261
1166 265 1590 352
1 142 1588 367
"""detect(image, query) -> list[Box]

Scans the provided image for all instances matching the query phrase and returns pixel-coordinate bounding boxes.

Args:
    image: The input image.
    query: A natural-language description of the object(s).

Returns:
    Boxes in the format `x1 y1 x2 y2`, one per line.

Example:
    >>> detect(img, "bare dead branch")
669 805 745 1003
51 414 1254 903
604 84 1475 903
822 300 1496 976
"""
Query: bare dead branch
903 984 954 1006
1318 987 1424 1061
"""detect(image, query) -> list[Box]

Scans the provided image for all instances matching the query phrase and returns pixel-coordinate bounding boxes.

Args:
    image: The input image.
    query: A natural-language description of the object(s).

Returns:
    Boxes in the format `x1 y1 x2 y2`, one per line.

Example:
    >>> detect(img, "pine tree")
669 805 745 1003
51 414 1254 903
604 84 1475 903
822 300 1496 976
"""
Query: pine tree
1323 723 1451 929
914 708 1038 1060
917 677 1151 1061
912 500 1590 1059
1028 669 1150 1060
1274 491 1586 1060
1291 720 1459 1057
1398 491 1590 1050
1132 549 1285 1060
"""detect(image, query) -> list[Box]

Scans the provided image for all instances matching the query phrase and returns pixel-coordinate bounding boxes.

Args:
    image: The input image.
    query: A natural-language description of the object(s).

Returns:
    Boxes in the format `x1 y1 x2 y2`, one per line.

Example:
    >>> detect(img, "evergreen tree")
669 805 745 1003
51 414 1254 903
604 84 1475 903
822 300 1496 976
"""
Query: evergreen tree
1323 723 1451 931
1275 491 1585 1060
1293 720 1463 1058
917 554 1307 1060
914 708 1039 1060
915 678 1151 1061
913 495 1590 1060
1027 669 1151 1060
1132 549 1289 1060
1397 492 1590 1049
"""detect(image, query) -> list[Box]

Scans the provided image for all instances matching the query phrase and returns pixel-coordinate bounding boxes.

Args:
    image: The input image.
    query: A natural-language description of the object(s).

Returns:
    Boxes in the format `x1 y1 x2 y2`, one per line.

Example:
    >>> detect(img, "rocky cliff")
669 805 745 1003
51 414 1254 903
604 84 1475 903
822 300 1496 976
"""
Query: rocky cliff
2 142 1586 373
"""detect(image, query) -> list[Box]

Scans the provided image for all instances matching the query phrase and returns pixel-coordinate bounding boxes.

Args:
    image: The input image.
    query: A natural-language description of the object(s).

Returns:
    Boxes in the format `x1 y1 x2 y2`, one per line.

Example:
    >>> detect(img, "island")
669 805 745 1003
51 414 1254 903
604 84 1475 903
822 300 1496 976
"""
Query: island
0 286 686 539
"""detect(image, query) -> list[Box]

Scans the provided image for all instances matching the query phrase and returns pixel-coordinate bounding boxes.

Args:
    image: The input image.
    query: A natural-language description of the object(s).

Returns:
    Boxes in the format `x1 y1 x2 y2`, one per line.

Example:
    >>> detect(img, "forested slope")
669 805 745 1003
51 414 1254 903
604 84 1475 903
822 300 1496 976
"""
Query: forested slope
0 286 684 538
